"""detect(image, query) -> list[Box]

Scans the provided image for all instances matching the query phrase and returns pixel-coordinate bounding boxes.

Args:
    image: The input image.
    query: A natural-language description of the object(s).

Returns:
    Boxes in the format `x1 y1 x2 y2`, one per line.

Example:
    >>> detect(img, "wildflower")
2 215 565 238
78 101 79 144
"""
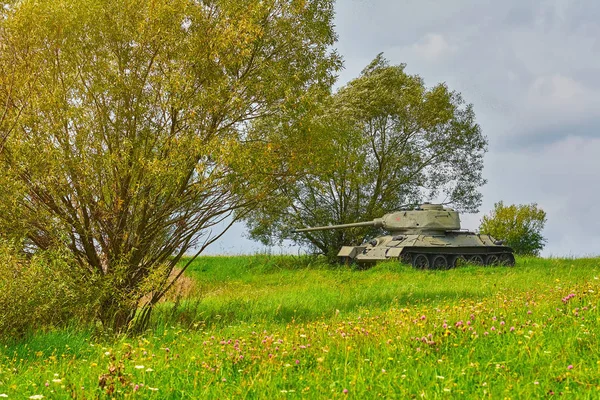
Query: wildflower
567 365 573 370
510 327 515 332
0 395 8 398
133 384 140 392
295 360 300 365
148 387 159 391
222 378 226 382
527 310 532 315
52 379 61 383
343 389 349 394
484 332 489 336
534 381 539 385
44 382 49 387
134 365 145 369
29 396 44 400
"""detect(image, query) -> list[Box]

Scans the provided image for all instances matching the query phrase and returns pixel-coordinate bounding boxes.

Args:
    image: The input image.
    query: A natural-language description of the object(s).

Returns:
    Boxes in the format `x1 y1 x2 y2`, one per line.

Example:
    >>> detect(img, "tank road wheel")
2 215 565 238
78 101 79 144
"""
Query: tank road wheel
485 254 500 266
468 255 484 265
449 255 467 269
412 254 430 269
498 253 516 266
430 255 449 270
400 253 412 266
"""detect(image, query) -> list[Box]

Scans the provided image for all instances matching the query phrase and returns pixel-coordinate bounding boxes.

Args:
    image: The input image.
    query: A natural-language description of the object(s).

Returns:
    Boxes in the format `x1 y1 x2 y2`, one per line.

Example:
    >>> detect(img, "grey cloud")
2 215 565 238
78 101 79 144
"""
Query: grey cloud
504 4 536 27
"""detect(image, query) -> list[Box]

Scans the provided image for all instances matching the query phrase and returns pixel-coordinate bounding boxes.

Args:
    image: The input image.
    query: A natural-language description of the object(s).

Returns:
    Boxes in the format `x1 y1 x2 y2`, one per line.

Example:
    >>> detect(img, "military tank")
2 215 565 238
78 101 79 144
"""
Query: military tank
294 203 515 269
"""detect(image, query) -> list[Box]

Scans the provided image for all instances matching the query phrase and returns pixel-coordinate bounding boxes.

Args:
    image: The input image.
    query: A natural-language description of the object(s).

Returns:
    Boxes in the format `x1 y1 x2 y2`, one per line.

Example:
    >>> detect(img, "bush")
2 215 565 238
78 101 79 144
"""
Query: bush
479 202 547 256
0 242 100 340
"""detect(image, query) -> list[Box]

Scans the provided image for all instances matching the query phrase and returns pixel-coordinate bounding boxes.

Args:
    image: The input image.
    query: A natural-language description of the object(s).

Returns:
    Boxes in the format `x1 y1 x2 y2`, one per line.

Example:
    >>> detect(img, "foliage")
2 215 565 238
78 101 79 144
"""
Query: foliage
244 54 487 259
2 256 600 398
479 201 547 256
0 241 99 339
0 0 340 330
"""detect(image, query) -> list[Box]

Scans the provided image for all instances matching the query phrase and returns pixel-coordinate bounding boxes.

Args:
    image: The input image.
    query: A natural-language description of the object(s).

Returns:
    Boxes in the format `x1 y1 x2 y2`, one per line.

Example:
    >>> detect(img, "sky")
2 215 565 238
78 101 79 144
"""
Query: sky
204 0 600 257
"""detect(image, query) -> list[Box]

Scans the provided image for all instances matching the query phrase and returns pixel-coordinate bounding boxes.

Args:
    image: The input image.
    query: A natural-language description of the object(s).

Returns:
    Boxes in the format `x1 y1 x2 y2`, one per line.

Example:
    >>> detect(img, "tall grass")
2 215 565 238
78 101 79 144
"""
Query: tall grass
1 255 599 398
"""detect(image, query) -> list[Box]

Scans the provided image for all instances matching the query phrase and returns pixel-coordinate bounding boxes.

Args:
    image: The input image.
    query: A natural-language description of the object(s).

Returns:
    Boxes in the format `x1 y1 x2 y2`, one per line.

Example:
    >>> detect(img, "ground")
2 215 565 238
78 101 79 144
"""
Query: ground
1 256 599 398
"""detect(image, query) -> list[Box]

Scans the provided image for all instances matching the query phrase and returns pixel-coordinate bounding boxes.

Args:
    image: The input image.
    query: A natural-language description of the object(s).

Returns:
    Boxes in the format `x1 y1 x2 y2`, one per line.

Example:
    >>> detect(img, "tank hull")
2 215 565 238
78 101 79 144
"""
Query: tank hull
338 232 515 268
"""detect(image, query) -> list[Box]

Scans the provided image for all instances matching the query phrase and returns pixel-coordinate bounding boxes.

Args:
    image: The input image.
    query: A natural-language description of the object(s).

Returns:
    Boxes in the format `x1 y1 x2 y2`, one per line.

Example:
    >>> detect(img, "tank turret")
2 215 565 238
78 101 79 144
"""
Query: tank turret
295 203 460 235
294 203 515 269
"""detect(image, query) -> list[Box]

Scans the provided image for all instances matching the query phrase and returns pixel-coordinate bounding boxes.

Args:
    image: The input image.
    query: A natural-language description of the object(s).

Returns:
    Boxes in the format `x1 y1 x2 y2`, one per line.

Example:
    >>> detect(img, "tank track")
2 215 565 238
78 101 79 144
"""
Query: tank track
399 247 515 269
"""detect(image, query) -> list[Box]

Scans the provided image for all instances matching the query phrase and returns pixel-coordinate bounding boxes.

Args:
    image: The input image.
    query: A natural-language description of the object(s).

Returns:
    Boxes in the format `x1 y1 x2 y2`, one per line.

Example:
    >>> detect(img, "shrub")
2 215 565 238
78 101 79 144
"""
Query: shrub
479 202 547 256
0 242 100 340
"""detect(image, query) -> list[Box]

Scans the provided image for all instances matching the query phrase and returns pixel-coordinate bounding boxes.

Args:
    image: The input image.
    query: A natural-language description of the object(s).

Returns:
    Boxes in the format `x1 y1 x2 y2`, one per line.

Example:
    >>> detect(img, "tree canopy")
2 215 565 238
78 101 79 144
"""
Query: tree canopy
0 0 340 330
479 202 547 256
245 54 487 259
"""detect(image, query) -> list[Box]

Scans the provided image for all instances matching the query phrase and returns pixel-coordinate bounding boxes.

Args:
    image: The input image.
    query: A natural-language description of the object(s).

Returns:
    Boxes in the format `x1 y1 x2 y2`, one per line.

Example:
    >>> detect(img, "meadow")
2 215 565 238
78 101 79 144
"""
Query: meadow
1 255 600 398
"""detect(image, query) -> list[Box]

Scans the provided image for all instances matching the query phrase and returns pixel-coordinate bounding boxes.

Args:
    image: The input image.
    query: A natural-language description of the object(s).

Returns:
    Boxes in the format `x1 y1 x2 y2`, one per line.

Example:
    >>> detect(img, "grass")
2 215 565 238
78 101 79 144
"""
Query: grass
1 255 600 398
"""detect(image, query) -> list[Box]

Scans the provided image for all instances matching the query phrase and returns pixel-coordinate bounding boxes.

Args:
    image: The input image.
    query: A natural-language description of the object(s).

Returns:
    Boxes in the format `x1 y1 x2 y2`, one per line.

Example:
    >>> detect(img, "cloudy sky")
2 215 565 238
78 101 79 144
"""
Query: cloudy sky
205 0 600 257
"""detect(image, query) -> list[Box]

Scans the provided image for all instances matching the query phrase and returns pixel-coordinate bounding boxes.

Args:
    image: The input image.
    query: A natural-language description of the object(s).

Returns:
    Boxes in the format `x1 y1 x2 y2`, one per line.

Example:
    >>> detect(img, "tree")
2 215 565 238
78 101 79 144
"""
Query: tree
0 0 340 331
245 54 487 260
479 202 547 256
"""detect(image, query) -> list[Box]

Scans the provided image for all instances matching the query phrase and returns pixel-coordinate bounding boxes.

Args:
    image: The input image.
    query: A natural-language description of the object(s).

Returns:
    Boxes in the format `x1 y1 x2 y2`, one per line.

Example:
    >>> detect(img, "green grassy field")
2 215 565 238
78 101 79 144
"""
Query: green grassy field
1 256 600 398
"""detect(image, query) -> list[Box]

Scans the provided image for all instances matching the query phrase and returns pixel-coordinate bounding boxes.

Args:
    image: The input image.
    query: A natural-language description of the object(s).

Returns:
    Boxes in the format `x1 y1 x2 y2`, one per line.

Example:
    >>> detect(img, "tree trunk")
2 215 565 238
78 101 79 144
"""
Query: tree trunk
98 296 137 333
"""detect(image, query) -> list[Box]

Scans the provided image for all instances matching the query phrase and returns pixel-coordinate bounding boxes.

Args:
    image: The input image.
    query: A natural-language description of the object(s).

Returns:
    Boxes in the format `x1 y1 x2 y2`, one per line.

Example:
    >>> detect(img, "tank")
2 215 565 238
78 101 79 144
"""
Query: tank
294 203 515 268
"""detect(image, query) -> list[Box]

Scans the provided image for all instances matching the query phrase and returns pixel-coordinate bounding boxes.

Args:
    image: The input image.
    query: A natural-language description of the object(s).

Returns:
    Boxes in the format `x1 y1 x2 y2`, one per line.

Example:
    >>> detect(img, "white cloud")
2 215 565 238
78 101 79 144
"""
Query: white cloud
511 74 600 138
412 33 455 61
529 74 586 104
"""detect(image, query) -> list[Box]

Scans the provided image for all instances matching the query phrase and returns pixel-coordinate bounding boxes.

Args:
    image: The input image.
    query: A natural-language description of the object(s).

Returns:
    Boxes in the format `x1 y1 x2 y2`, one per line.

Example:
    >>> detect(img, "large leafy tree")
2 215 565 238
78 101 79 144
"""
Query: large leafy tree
0 0 339 330
245 54 487 259
479 202 547 256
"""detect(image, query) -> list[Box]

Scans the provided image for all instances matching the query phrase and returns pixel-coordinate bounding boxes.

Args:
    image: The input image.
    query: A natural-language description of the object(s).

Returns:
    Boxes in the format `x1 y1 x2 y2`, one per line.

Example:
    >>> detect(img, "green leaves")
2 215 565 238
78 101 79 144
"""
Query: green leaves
0 0 339 330
245 54 487 259
479 201 547 256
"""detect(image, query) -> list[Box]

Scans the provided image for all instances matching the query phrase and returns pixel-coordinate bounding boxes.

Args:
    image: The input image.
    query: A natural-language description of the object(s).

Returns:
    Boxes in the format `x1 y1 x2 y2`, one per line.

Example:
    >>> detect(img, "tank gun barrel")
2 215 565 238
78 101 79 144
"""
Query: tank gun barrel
294 220 379 233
